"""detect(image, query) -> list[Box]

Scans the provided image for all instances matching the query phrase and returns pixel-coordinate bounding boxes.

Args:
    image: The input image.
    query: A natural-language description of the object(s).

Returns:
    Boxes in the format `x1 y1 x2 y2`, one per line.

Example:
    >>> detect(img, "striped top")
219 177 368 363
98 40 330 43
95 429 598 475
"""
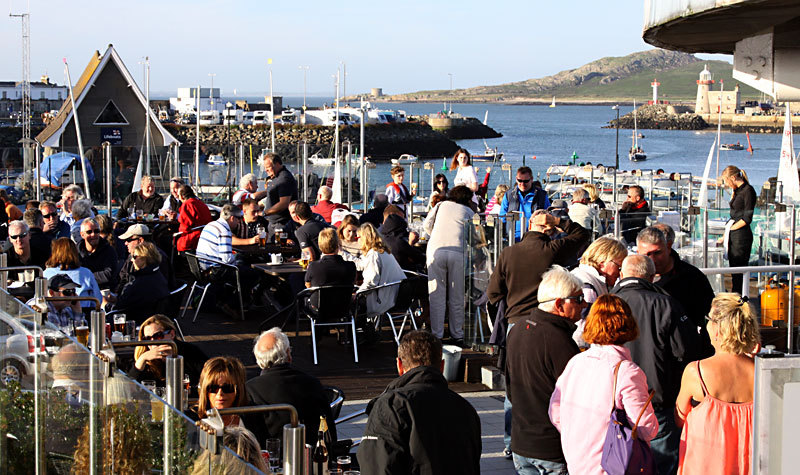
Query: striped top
232 189 253 206
196 218 234 267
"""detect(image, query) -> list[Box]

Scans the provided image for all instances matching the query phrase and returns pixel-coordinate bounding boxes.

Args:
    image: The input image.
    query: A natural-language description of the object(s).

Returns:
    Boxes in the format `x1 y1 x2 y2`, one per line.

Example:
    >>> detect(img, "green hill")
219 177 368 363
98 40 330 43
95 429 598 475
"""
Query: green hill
379 49 762 104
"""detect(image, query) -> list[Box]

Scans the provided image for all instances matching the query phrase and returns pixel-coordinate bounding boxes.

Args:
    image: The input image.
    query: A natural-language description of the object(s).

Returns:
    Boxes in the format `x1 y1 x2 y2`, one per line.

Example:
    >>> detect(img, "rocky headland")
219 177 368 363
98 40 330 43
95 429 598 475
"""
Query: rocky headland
606 104 709 130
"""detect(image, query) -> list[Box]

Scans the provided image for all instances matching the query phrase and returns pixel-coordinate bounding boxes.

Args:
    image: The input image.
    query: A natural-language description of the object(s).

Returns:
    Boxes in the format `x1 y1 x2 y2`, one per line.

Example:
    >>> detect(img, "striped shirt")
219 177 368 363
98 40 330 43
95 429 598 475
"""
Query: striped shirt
232 189 253 206
196 218 234 268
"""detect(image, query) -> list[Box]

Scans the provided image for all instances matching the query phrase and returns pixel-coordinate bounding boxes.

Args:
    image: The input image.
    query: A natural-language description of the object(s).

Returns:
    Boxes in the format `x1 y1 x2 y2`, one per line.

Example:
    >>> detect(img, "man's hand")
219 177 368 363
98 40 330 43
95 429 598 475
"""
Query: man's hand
42 219 57 233
408 231 419 246
533 212 557 228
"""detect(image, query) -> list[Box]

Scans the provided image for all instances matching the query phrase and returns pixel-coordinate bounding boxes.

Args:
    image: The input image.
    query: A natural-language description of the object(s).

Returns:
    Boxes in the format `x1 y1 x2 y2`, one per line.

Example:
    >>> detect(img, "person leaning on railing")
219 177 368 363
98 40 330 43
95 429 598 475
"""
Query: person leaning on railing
719 165 756 294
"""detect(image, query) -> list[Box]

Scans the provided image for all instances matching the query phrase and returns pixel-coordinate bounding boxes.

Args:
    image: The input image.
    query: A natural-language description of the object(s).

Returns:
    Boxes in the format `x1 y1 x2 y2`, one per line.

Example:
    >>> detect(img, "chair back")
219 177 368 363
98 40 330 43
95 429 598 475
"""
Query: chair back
185 253 205 281
324 386 346 421
310 285 355 322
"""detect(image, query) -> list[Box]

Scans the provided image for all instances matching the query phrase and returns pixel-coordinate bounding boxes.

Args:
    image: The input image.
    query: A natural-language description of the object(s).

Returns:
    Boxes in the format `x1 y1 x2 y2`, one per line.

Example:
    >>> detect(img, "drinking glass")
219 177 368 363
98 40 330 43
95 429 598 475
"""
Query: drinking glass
125 320 137 340
114 314 126 333
337 456 352 471
265 438 281 471
150 387 165 422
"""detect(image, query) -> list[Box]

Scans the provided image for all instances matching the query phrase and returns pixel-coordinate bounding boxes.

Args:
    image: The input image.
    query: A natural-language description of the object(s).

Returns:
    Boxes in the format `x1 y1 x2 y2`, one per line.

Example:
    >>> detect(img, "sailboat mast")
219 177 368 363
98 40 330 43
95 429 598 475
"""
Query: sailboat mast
144 57 151 175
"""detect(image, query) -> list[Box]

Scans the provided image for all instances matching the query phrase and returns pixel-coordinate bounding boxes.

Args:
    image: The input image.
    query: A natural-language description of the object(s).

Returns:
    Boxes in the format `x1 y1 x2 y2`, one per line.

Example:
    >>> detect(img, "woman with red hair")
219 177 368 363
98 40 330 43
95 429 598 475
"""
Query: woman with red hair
549 294 658 475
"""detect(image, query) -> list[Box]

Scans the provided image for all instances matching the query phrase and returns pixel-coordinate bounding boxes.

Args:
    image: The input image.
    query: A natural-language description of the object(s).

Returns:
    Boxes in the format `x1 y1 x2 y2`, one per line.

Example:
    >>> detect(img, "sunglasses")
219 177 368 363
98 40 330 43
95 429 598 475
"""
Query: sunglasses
563 294 586 304
42 213 58 219
59 288 77 296
516 178 531 184
436 180 447 183
83 229 100 235
125 237 141 243
9 232 28 240
142 330 171 341
207 383 236 394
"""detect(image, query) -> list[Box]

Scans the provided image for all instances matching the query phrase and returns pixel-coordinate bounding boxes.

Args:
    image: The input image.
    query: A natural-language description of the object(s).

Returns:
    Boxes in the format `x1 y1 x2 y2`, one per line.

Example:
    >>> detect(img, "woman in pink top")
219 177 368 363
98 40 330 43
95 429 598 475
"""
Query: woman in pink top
549 294 658 475
675 293 760 475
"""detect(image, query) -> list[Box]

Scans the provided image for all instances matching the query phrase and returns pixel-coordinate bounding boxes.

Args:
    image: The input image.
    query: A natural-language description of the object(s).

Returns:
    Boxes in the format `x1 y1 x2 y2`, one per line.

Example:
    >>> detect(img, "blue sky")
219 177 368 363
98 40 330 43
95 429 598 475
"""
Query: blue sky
1 0 728 96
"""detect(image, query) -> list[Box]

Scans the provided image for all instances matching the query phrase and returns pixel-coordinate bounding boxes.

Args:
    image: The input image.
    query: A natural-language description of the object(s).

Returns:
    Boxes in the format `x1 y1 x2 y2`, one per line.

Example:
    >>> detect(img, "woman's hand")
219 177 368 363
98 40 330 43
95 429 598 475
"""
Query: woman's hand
134 344 172 370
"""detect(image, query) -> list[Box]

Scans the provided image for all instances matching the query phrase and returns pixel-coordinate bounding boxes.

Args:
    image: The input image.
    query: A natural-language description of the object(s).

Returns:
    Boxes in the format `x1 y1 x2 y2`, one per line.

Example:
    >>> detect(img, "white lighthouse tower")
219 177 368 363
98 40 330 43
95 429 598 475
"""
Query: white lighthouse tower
651 79 660 104
695 65 714 114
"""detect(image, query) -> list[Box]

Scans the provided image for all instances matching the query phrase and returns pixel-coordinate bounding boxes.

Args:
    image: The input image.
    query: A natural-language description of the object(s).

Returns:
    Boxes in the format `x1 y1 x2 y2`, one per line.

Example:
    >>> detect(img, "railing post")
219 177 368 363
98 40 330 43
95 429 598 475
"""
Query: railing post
788 205 796 354
164 355 184 474
103 142 112 215
32 277 47 475
302 141 309 203
703 208 709 268
88 310 105 475
614 207 621 241
0 253 7 292
507 212 519 246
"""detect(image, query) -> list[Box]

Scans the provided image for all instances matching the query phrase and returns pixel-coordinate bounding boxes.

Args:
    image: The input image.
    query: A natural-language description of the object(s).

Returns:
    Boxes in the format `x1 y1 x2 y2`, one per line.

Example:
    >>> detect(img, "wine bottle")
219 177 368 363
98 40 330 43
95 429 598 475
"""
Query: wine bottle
313 416 329 475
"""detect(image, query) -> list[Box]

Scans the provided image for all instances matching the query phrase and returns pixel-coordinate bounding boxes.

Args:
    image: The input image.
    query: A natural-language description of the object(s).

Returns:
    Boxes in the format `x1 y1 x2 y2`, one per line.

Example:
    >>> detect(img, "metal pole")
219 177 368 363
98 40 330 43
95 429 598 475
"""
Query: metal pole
703 208 709 268
614 105 620 208
164 355 184 474
103 142 112 215
788 205 797 354
346 141 352 209
64 59 91 201
269 69 276 153
144 58 151 176
33 278 45 475
34 141 40 201
195 85 201 188
360 108 366 207
88 310 105 475
614 207 621 241
302 141 308 203
408 160 414 223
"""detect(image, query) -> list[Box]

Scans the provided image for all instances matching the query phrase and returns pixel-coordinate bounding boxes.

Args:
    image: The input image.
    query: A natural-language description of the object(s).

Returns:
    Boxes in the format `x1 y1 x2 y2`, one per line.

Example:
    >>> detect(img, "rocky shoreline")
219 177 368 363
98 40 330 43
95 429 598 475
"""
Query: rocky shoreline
606 104 709 130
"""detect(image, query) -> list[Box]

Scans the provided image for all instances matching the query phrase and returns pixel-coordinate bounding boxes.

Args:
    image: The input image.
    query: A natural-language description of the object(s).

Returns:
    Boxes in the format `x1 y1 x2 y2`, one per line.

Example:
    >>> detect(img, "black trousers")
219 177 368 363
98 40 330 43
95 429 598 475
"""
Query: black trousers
728 227 753 294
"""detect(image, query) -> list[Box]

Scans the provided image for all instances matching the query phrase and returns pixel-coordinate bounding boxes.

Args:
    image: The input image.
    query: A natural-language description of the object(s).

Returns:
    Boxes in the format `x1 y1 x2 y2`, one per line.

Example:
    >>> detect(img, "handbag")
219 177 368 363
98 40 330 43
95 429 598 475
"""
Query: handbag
600 361 657 475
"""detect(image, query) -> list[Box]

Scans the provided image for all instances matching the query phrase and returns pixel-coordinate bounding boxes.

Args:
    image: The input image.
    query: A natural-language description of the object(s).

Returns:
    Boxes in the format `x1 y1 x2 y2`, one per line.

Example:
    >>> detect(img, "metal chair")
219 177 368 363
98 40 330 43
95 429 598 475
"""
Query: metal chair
181 252 246 322
170 225 206 268
354 280 406 344
296 284 358 364
324 385 346 421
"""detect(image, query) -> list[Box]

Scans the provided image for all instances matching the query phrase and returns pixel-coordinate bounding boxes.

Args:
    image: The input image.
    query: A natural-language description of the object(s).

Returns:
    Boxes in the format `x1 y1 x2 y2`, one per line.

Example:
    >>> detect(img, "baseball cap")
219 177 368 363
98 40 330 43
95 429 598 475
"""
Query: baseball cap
48 274 79 291
118 224 152 240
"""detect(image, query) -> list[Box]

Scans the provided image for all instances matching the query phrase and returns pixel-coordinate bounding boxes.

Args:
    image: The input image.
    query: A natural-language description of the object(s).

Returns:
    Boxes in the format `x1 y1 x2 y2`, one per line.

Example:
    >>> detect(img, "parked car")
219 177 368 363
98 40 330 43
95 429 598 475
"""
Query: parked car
0 314 47 385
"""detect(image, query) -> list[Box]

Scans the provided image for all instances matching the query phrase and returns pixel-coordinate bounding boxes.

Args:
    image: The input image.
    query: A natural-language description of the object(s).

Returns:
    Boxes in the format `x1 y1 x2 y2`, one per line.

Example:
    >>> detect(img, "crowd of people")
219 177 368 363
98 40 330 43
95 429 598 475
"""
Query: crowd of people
0 150 764 475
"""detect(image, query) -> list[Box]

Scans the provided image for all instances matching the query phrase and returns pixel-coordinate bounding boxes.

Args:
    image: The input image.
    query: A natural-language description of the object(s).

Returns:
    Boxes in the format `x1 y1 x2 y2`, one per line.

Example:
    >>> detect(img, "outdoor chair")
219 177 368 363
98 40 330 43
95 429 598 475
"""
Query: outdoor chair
170 225 205 269
181 252 245 322
296 284 358 364
354 281 405 344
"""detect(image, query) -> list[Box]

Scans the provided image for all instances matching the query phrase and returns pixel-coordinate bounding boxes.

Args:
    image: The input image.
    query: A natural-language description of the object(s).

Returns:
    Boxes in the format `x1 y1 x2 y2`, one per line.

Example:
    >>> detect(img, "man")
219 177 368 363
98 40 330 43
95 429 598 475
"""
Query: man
258 153 297 239
78 218 119 290
292 201 327 261
117 176 165 219
196 204 239 269
69 199 94 243
500 166 550 241
384 165 413 216
246 328 335 446
115 224 170 293
241 197 269 238
619 185 650 244
612 254 698 475
379 207 425 272
358 330 482 475
567 187 597 231
59 184 84 226
506 266 584 474
26 274 83 329
40 200 70 239
488 211 590 326
360 193 389 228
305 228 356 289
159 177 183 217
311 185 347 223
641 225 715 330
6 220 47 279
23 209 52 260
232 173 258 206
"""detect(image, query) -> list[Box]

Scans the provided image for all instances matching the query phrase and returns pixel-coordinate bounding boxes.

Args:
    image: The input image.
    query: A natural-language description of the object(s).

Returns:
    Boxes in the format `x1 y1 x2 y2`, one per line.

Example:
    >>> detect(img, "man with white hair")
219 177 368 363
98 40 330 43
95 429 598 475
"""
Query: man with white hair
6 220 48 281
311 185 347 223
245 328 334 446
567 187 597 231
59 184 84 226
69 199 94 243
612 254 698 475
117 175 164 219
232 173 258 206
506 266 584 474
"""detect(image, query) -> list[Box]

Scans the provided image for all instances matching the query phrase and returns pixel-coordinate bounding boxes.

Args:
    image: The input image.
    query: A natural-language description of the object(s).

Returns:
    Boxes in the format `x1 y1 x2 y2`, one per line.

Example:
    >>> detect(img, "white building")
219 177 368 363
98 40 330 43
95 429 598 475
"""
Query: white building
169 87 223 114
0 75 68 119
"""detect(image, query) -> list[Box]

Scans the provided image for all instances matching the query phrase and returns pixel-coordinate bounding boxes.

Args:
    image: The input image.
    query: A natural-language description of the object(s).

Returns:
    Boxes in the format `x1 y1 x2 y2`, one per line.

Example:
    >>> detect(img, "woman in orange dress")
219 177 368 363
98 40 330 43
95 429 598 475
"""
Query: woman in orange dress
675 293 760 475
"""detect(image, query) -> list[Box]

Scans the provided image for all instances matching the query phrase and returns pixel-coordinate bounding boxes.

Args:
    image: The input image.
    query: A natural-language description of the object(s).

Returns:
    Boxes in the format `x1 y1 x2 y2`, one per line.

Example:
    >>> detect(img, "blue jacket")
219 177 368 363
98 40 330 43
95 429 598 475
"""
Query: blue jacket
43 266 102 309
499 187 550 239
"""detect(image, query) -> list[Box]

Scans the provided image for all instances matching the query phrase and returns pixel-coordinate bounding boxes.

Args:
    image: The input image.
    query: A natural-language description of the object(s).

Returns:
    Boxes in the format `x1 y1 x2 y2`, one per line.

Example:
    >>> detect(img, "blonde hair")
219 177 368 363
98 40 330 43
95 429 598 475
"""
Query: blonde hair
721 165 749 184
318 227 340 255
494 184 509 200
197 356 248 419
580 236 627 269
582 183 599 202
358 222 388 254
708 293 760 355
132 241 162 268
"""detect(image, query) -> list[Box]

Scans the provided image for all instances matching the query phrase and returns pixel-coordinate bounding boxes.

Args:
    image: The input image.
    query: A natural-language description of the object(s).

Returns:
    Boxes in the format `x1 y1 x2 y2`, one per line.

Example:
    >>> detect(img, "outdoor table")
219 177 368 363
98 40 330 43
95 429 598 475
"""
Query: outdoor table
251 261 306 276
234 244 297 262
252 261 308 331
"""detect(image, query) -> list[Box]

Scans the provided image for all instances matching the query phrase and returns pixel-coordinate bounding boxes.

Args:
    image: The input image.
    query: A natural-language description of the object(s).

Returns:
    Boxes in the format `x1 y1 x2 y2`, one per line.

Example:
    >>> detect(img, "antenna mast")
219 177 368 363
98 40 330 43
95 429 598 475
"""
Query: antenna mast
10 1 31 143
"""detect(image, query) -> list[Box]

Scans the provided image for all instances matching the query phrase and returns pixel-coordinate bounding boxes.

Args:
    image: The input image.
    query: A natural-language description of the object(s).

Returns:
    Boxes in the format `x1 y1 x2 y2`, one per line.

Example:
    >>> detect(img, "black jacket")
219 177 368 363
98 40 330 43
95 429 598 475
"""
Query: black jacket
28 227 53 262
357 365 482 475
113 263 169 323
78 238 119 290
506 308 579 462
126 339 208 396
116 192 165 219
44 220 71 240
487 219 590 325
245 363 335 446
379 214 425 272
612 277 699 407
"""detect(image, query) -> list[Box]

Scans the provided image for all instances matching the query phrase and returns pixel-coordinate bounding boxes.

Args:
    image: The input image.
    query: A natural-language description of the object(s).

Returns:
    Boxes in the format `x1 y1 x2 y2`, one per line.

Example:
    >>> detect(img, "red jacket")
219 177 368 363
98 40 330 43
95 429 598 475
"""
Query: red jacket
311 200 348 223
177 197 212 251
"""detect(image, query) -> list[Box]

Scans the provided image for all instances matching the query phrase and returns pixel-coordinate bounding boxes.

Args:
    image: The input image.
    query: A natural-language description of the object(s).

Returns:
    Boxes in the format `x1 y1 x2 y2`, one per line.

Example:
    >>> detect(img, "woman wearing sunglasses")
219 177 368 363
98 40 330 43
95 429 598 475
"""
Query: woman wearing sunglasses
197 356 249 427
103 242 168 323
129 314 207 394
427 174 450 211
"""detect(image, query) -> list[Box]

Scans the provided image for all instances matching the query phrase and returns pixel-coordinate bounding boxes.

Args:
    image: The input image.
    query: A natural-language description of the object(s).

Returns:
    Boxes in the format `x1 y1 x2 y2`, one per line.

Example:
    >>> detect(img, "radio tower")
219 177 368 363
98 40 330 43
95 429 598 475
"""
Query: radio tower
10 2 31 143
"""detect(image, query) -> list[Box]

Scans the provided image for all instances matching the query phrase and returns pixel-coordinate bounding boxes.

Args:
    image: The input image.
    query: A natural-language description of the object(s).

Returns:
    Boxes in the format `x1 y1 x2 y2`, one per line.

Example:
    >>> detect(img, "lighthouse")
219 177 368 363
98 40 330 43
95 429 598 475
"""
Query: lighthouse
695 65 714 114
651 79 660 104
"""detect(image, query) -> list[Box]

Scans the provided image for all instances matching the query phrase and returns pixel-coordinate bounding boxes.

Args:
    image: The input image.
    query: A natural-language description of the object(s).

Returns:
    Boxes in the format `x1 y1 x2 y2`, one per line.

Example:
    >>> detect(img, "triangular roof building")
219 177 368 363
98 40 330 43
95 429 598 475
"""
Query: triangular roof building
36 44 178 148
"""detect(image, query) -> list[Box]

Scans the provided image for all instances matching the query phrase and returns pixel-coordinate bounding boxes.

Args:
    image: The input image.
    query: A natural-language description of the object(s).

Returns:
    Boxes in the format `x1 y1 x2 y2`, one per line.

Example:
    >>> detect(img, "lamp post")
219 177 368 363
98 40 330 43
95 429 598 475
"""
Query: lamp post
225 102 232 160
612 105 620 207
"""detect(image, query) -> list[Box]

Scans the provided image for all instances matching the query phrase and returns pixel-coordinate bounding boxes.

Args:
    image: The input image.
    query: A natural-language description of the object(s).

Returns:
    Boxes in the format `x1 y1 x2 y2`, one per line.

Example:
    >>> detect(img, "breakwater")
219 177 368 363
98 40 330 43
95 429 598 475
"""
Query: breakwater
607 104 708 130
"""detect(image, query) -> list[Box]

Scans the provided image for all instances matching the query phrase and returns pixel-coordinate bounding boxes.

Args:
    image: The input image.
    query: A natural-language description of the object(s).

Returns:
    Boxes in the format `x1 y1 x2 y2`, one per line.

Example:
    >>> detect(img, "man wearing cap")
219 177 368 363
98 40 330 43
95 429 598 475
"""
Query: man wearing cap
115 224 170 293
500 166 550 242
78 218 119 290
116 176 165 219
26 274 84 329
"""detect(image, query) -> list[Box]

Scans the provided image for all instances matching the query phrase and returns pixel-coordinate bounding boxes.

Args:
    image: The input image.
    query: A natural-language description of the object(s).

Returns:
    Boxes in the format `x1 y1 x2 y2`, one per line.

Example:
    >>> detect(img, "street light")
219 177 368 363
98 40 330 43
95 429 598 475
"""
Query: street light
612 105 620 207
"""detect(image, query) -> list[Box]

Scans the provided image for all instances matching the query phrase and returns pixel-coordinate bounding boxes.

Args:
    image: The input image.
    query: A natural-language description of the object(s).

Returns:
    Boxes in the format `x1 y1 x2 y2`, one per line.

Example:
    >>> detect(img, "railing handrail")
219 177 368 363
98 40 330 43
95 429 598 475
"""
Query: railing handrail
699 264 800 275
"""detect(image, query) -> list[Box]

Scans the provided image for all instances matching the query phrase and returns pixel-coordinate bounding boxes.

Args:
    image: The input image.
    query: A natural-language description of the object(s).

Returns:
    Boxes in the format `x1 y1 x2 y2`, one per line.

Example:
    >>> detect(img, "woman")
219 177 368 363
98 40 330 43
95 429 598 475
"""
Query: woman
582 183 606 209
423 185 477 344
450 148 478 193
549 294 658 475
129 314 207 392
485 184 508 215
357 222 406 316
197 356 249 427
177 185 212 252
675 293 760 475
190 426 268 475
572 236 627 303
337 213 362 259
104 242 168 322
720 166 756 293
43 237 101 309
428 173 450 210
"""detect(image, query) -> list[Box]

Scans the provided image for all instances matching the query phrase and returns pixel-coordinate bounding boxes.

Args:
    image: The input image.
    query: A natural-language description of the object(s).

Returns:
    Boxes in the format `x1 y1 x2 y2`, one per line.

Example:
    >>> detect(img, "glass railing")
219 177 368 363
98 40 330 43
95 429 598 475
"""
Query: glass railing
0 284 267 474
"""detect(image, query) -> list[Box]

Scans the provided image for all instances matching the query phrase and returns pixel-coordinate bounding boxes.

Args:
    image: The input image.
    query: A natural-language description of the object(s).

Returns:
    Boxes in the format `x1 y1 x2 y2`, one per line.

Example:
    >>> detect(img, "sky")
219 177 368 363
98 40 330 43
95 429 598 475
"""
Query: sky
1 0 730 97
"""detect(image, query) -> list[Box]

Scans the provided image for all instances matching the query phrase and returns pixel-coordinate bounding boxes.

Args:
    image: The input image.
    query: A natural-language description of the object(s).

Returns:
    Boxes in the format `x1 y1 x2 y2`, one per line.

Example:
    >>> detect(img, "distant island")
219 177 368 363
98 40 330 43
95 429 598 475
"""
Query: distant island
354 49 762 105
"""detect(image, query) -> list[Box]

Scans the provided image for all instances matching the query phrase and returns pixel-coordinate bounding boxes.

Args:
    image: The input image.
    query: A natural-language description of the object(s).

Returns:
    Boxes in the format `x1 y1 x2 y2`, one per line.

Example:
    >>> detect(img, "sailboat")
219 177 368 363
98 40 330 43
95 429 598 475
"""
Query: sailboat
549 96 556 108
628 99 647 162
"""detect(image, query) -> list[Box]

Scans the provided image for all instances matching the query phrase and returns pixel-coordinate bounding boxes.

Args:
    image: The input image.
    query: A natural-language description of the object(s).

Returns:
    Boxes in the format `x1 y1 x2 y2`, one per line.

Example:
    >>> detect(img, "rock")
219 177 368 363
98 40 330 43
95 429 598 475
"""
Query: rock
606 104 709 130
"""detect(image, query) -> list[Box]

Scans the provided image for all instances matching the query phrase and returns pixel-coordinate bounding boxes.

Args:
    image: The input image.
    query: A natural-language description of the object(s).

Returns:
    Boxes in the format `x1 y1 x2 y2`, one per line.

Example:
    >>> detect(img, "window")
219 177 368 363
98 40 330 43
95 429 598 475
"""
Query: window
93 100 129 125
1 91 6 99
58 92 62 100
0 320 13 337
40 91 45 99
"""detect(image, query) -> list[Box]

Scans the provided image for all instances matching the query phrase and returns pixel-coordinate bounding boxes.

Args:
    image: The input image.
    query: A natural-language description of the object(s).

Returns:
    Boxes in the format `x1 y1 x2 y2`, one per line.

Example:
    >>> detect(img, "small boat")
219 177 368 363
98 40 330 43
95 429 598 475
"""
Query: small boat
472 141 504 162
392 154 418 165
207 154 226 166
629 147 647 162
628 99 647 161
308 153 360 167
637 133 645 139
549 96 556 108
720 142 745 151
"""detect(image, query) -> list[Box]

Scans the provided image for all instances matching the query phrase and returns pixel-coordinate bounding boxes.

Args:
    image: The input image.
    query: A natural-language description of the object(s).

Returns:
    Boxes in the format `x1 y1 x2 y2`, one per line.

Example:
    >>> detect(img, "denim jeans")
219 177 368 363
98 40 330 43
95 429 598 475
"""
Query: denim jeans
650 406 680 475
512 453 568 475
